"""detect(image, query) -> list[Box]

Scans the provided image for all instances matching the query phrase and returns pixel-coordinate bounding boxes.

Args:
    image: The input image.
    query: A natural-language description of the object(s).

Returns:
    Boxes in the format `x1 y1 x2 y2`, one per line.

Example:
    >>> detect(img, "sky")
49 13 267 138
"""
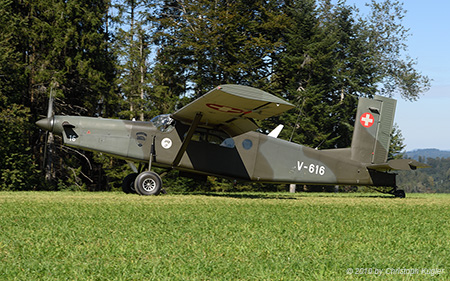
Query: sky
342 0 450 151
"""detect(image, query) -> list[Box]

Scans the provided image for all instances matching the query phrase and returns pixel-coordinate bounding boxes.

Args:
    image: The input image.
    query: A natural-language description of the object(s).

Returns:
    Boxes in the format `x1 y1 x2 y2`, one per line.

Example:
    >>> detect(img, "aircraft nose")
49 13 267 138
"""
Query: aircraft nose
36 117 54 132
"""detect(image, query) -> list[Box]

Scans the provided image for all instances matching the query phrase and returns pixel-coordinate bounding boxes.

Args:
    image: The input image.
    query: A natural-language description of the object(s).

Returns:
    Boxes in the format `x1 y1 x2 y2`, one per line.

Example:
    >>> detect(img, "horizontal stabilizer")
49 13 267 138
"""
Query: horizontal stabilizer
367 159 430 172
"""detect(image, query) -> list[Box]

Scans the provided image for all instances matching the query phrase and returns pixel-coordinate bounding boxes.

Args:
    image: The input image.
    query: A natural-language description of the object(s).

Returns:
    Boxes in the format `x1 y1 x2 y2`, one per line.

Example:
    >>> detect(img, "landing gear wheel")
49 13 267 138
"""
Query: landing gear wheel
394 189 406 198
122 173 138 194
134 171 162 196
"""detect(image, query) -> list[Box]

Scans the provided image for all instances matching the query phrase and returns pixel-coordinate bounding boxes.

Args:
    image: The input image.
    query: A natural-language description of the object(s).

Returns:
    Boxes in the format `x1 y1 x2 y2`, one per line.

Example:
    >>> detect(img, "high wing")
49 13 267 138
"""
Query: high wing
172 84 294 136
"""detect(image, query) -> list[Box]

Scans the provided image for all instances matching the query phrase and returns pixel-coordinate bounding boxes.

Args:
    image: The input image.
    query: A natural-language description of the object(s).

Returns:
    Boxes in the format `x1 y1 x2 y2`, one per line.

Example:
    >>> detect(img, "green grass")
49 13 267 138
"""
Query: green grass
0 192 449 280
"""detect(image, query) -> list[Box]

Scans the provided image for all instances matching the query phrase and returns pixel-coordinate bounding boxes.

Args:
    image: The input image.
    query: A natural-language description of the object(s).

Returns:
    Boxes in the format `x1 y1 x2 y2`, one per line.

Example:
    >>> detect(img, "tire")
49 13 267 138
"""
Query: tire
394 189 406 198
134 171 162 196
122 173 138 194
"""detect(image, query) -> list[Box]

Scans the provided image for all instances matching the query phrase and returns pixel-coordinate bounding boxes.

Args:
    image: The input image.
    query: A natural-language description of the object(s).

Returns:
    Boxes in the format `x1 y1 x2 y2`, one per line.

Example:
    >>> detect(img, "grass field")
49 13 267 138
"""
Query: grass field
0 192 449 280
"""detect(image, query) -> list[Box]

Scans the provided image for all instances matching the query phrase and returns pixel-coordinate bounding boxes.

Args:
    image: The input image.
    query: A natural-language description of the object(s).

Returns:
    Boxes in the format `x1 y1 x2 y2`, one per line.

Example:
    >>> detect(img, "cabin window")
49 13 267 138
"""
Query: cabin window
189 128 235 148
151 114 176 133
220 138 235 148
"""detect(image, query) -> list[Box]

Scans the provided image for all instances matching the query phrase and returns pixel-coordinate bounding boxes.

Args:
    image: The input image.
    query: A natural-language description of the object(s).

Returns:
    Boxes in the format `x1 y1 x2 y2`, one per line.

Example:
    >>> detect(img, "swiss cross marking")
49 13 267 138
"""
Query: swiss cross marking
360 112 374 128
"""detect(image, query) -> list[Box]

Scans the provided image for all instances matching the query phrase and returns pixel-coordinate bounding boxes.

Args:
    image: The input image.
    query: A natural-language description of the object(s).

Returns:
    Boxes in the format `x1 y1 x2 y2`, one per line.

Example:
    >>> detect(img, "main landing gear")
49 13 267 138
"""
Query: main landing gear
122 170 164 196
122 135 165 196
122 173 138 194
134 171 163 195
123 113 201 196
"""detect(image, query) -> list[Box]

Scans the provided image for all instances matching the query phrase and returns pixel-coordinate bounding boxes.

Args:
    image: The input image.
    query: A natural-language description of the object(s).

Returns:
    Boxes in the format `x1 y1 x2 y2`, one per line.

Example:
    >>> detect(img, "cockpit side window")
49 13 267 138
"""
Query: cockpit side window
151 114 176 133
189 127 235 148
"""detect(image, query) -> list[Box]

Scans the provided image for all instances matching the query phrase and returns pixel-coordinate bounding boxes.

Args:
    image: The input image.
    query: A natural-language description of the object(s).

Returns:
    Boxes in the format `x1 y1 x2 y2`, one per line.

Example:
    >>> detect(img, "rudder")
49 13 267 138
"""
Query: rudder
351 95 397 164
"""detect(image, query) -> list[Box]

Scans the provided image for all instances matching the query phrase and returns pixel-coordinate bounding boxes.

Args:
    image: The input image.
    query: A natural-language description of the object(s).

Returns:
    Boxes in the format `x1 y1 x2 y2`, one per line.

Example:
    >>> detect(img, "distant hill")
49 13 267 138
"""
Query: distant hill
398 150 450 193
405 149 450 160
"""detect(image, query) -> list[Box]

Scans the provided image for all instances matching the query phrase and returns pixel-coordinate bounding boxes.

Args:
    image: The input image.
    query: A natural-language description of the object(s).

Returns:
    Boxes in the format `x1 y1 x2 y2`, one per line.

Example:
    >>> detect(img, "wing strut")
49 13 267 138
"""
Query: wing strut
172 112 203 167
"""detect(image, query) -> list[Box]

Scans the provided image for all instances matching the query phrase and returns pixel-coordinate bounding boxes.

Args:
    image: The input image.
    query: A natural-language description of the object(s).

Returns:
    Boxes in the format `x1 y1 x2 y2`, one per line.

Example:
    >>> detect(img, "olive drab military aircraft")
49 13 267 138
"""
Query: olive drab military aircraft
36 84 428 197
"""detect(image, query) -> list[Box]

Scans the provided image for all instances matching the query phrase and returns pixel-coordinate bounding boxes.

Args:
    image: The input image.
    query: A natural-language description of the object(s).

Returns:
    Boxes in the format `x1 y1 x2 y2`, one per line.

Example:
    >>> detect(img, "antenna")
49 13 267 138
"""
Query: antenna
289 96 304 142
315 138 327 150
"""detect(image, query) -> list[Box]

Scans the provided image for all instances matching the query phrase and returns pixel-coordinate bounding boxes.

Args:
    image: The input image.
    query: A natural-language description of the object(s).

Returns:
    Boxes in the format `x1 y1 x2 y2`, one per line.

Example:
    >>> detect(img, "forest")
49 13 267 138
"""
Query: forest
397 157 450 193
0 0 432 192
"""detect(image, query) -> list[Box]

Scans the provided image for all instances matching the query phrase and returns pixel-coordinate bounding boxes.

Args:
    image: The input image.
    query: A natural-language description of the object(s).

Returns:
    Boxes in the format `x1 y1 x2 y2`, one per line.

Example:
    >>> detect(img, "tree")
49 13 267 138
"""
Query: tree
388 123 406 159
268 0 429 150
111 0 155 120
153 0 289 99
269 1 376 148
364 0 431 100
0 0 29 105
0 0 118 190
0 101 40 190
397 157 450 193
0 0 431 192
30 0 118 188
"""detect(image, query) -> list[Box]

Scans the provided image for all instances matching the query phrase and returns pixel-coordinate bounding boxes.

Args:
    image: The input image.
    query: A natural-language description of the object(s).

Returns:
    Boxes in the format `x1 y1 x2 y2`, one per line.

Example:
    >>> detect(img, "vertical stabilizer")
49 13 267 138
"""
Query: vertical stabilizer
351 95 397 164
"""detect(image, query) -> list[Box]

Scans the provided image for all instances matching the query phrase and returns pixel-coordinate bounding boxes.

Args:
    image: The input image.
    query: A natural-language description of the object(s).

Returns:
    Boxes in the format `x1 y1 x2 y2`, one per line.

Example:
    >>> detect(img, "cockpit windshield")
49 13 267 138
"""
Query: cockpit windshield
151 114 176 133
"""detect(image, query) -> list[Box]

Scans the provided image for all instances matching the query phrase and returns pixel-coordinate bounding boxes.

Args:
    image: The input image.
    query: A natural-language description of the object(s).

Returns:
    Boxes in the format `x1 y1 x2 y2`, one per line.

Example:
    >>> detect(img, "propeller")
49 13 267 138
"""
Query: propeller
37 87 55 180
35 90 54 132
36 88 94 183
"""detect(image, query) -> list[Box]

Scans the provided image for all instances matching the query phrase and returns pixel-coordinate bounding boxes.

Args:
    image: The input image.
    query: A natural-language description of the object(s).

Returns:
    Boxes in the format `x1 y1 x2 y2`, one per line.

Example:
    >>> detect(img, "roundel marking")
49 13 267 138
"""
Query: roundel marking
206 103 245 114
360 112 375 128
161 138 173 149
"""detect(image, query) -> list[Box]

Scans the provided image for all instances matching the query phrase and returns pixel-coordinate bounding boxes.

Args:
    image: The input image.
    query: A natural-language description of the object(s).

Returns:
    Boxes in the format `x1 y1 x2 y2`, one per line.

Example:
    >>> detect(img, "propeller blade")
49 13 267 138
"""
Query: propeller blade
47 89 54 118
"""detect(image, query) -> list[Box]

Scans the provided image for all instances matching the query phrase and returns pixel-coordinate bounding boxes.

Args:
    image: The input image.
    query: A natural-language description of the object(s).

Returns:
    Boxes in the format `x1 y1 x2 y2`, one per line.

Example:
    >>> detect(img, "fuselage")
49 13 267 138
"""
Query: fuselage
39 115 393 187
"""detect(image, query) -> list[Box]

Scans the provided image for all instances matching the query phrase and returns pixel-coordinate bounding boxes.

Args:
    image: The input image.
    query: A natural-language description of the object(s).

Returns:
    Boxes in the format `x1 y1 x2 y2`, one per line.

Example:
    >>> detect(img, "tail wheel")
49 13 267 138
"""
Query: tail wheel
122 173 138 194
134 171 162 196
394 189 406 198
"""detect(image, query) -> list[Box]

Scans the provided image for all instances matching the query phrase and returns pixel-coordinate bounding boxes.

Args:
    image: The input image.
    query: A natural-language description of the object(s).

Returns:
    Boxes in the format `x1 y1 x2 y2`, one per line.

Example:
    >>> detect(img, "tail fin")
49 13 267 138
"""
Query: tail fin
351 95 397 164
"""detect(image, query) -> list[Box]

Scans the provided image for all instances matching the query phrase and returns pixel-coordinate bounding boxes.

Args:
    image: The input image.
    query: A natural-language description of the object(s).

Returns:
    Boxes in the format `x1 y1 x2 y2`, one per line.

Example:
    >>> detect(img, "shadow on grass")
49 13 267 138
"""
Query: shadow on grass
174 192 299 200
170 191 397 200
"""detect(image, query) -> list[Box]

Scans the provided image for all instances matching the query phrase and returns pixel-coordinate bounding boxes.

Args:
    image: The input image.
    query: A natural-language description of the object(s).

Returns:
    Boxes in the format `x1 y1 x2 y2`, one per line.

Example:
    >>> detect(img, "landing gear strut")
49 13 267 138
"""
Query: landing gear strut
123 136 166 196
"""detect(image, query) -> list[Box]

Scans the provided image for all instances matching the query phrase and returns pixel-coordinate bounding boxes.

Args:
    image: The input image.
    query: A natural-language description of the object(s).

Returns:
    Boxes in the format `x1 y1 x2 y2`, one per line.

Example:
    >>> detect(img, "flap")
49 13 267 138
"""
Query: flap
172 84 294 136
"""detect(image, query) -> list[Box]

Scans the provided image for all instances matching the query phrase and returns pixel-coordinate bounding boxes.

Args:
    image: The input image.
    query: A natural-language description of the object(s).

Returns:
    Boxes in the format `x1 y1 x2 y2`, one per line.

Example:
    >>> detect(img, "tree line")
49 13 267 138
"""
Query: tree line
0 0 430 192
397 157 450 193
